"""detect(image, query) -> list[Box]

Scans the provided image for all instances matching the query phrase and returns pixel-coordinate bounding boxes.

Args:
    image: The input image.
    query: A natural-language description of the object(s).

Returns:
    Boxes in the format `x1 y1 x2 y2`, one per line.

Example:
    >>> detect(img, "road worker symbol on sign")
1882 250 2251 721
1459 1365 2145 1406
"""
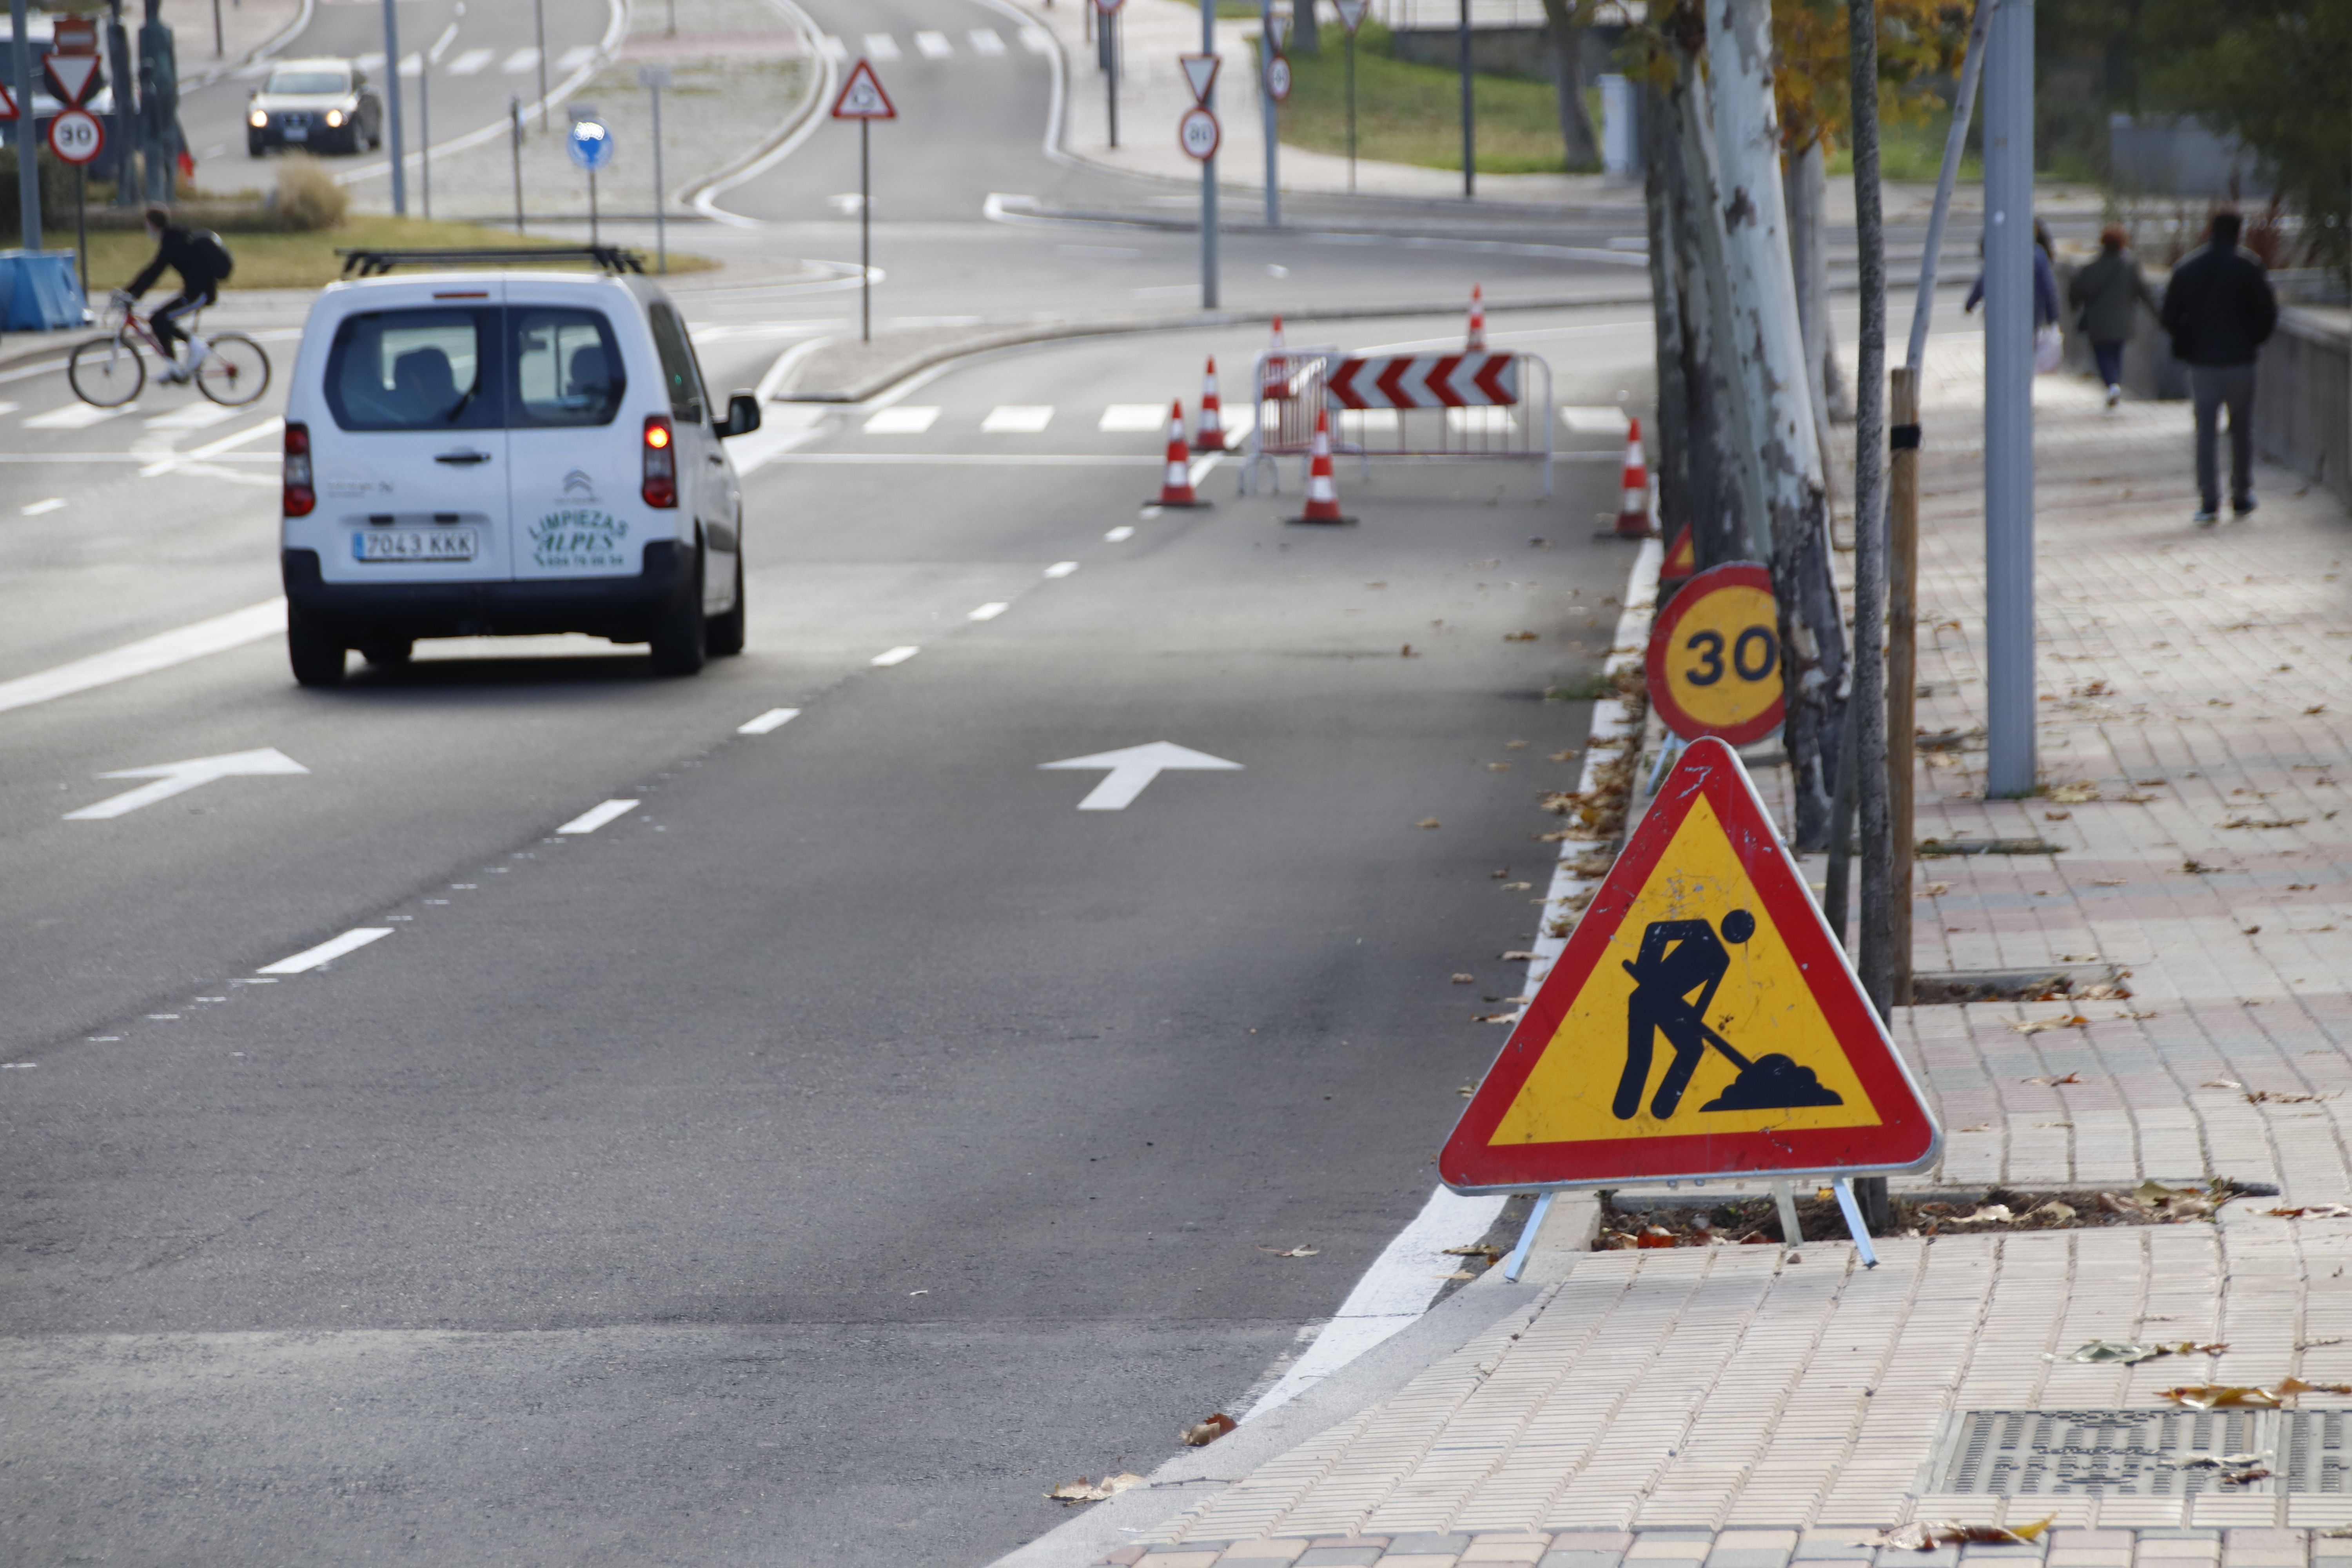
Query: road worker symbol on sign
1440 735 1937 1192
1646 561 1784 745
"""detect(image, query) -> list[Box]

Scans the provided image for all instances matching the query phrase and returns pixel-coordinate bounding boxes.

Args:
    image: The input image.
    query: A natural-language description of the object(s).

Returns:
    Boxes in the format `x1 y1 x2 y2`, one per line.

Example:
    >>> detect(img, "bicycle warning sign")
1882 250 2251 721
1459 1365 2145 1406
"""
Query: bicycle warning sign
1646 561 1784 745
1440 736 1939 1191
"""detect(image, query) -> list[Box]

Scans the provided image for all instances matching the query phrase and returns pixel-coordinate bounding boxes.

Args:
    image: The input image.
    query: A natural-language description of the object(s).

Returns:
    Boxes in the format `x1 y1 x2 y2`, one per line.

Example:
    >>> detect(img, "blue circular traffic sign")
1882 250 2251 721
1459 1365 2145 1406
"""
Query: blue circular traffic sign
566 116 615 171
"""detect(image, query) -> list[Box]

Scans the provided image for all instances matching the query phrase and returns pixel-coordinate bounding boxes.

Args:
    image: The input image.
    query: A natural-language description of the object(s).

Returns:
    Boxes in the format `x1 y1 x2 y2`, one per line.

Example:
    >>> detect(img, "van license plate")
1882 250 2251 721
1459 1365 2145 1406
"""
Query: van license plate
285 124 308 140
354 527 478 562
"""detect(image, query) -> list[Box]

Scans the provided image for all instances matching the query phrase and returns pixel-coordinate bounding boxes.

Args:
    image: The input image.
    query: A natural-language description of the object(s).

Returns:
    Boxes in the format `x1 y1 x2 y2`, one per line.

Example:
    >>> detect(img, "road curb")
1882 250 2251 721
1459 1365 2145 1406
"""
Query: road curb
677 0 831 223
772 289 1653 405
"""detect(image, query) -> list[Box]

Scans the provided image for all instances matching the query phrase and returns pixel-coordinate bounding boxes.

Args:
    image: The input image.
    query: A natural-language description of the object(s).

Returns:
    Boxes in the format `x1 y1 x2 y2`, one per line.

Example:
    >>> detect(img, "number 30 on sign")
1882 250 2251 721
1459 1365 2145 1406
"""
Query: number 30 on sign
1645 562 1784 744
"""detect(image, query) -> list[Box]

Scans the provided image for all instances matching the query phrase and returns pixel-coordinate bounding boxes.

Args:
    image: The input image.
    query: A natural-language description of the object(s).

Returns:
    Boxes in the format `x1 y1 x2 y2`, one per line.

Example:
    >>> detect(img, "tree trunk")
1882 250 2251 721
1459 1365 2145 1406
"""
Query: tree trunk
1671 43 1766 567
1784 138 1851 423
1538 0 1600 171
1706 0 1847 849
1847 0 1893 1012
1649 55 1744 568
1293 0 1321 55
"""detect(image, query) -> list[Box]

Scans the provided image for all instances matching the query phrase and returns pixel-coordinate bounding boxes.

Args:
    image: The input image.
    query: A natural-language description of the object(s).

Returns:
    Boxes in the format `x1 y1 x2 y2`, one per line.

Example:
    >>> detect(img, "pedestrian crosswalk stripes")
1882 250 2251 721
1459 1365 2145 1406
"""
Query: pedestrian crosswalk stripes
501 46 539 73
968 28 1005 54
813 29 1031 62
1020 28 1053 52
913 30 952 58
862 33 901 61
817 34 847 61
1098 404 1169 433
445 47 493 75
981 406 1055 433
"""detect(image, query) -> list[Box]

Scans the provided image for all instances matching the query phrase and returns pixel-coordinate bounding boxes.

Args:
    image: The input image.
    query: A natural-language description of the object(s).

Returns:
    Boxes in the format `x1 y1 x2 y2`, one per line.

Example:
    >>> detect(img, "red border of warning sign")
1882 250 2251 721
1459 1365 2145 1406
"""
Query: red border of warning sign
830 59 897 120
1439 736 1940 1191
1645 561 1785 746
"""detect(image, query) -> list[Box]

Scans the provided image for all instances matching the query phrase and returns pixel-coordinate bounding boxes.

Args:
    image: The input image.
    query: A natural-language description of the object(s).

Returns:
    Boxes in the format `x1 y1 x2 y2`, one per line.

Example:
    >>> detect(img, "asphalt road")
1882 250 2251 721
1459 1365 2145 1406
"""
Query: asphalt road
0 301 1657 1564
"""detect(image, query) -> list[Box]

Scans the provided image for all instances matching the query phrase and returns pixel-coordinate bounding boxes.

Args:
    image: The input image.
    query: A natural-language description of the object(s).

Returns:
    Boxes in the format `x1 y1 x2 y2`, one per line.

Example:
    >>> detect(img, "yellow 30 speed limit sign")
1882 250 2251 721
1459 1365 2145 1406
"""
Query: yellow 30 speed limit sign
1645 562 1784 744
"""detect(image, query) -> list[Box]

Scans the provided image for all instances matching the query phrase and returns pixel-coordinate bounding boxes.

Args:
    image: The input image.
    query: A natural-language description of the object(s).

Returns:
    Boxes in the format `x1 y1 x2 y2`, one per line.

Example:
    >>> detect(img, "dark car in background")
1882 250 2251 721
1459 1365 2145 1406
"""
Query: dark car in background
248 59 380 156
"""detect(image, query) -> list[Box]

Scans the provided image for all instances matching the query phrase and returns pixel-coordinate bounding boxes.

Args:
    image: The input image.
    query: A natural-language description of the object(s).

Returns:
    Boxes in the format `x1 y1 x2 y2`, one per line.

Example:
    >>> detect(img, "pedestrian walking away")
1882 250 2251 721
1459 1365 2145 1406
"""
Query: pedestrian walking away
2069 223 2161 407
117 205 235 384
2160 209 2278 524
1964 226 2063 370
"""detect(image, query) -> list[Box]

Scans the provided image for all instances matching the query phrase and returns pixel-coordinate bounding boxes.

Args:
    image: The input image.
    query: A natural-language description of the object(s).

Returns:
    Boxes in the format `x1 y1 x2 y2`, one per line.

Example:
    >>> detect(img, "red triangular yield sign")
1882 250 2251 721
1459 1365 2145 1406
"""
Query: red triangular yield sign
0 81 17 122
1661 521 1696 581
830 59 896 120
1441 736 1939 1191
1178 53 1220 106
1334 0 1370 34
45 52 102 109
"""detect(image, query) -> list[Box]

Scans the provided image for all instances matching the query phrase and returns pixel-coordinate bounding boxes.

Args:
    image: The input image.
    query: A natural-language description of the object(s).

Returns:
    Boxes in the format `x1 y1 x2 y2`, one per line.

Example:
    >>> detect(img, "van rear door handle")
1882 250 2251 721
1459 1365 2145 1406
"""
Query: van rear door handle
434 449 492 466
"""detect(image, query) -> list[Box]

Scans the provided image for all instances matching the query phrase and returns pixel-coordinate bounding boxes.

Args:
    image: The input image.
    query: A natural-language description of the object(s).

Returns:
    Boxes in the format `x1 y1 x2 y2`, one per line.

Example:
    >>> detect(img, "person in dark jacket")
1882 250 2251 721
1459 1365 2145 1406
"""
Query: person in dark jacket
2160 210 2279 523
1962 233 2062 329
116 205 233 383
2069 224 2161 407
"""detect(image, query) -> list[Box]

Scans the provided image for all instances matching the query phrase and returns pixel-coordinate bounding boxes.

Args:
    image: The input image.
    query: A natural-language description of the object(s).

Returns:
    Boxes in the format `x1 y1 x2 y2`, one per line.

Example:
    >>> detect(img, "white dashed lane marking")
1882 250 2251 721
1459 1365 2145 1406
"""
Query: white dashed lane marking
862 406 938 434
981 405 1053 433
1044 561 1078 579
556 799 641 835
968 602 1008 621
738 707 801 735
256 927 394 976
870 646 920 667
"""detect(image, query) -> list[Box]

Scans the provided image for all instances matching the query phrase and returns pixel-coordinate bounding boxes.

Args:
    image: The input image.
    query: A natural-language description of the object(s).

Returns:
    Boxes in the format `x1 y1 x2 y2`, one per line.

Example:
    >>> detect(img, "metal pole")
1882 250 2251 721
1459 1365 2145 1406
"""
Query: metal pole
1261 0 1278 227
859 118 870 341
418 57 430 220
11 0 40 248
74 164 87 291
1200 0 1218 309
1457 0 1473 198
510 95 524 232
379 0 406 215
666 0 675 36
534 0 548 129
109 4 137 211
1105 5 1117 149
588 164 597 246
1887 366 1921 1007
1982 0 2034 797
211 0 221 55
1346 31 1356 193
650 82 664 274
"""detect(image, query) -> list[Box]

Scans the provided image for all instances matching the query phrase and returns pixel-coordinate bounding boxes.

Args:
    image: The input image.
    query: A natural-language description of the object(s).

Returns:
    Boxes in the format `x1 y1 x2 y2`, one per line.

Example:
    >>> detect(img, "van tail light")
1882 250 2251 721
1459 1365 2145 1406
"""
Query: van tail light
283 421 315 517
642 415 677 508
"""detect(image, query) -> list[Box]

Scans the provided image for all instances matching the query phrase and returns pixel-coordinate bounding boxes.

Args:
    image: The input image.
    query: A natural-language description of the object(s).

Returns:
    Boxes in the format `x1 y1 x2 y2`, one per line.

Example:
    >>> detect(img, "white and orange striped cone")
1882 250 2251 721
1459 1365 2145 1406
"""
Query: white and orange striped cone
1150 400 1211 508
1261 315 1290 399
1193 356 1233 454
1285 407 1356 526
1466 283 1486 351
1612 416 1653 538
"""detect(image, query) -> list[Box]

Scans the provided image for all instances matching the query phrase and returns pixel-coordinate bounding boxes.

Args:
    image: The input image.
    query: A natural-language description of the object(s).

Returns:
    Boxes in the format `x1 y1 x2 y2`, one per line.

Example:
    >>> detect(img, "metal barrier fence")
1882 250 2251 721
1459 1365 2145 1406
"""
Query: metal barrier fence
1239 348 1555 497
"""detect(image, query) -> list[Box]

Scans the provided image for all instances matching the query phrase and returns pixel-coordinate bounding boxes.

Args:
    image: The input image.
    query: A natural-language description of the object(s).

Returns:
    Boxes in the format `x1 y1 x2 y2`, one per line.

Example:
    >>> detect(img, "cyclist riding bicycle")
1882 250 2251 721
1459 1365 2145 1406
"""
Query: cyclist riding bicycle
114 205 235 384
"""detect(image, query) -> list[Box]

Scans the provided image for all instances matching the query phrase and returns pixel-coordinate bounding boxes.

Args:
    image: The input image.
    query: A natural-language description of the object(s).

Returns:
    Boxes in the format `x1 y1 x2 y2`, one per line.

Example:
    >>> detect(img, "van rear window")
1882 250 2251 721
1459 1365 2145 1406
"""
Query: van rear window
325 307 501 430
510 308 625 427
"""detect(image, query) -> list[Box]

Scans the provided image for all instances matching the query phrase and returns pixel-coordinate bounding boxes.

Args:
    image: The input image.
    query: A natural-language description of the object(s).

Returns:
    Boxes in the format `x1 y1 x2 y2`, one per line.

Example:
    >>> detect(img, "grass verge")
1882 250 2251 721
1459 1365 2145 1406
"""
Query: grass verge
19 214 713 292
1271 23 1575 175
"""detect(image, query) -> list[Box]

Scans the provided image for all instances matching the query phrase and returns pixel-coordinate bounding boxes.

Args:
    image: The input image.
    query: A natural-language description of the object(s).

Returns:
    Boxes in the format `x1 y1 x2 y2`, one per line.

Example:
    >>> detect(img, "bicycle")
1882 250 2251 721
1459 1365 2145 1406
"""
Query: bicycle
67 295 270 409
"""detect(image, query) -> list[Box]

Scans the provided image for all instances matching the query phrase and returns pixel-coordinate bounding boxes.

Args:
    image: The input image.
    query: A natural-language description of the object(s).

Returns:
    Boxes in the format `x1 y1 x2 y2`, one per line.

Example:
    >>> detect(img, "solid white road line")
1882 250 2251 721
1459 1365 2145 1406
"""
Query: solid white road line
257 927 394 976
1098 403 1167 432
981 404 1053 433
1044 561 1078 578
913 29 951 57
447 47 494 74
556 799 641 835
21 497 63 515
870 646 920 667
738 707 802 734
968 28 1005 54
25 402 132 429
1242 1185 1509 1421
0 598 286 717
968 602 1008 621
862 33 901 60
1104 525 1135 543
862 405 939 434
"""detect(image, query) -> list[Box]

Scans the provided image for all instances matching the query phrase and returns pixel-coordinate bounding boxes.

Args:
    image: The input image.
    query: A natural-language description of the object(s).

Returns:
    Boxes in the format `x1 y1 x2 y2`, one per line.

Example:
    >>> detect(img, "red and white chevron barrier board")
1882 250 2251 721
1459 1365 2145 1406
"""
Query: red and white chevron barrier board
1325 353 1519 410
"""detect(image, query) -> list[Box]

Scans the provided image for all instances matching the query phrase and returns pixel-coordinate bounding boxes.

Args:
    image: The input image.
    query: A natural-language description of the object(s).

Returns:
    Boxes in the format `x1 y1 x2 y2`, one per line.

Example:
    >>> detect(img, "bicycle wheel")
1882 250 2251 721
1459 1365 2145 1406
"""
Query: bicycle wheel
67 333 145 408
196 332 271 407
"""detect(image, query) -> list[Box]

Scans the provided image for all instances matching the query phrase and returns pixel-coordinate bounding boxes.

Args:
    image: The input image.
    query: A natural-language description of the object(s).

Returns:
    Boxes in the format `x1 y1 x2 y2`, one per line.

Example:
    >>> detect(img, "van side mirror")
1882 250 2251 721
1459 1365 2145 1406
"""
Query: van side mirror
717 391 761 439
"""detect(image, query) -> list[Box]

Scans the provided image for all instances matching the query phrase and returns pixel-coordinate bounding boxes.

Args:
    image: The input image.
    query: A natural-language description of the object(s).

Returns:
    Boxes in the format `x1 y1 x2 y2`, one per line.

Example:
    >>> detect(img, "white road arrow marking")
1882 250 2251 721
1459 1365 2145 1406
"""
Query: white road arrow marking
64 747 307 820
1040 741 1242 811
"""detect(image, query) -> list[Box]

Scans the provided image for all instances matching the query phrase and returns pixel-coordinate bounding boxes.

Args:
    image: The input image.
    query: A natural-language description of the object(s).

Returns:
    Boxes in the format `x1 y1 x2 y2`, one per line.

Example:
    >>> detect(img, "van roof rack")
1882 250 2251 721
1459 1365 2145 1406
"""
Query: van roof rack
336 245 646 278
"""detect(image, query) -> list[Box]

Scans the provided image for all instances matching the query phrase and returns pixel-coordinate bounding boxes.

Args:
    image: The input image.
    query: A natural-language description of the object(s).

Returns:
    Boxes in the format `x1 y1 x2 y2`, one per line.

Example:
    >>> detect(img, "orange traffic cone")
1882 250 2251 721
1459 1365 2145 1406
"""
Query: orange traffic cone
1613 416 1653 538
1151 400 1210 508
1285 407 1356 526
1466 284 1486 351
1261 315 1290 399
1194 357 1232 455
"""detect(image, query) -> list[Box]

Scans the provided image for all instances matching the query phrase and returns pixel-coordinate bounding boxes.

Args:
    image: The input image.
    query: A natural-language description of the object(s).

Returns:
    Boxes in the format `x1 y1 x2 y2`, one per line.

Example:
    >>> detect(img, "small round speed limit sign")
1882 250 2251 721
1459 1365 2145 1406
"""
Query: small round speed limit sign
47 108 105 165
1178 105 1220 162
1265 55 1292 102
1645 561 1785 744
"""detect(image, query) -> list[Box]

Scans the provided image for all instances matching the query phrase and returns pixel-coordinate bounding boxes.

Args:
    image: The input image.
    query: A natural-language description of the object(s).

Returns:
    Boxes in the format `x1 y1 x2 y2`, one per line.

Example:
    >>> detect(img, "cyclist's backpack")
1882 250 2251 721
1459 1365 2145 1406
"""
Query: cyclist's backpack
190 229 234 281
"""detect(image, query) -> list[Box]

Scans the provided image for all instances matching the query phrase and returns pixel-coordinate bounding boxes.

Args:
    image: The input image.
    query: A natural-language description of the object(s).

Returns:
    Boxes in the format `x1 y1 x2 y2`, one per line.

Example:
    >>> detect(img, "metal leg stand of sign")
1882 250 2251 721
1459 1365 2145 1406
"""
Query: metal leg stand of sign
1502 1191 1554 1282
1771 1179 1803 1249
1645 734 1686 797
1833 1178 1880 1268
859 119 871 343
588 166 599 248
510 97 526 234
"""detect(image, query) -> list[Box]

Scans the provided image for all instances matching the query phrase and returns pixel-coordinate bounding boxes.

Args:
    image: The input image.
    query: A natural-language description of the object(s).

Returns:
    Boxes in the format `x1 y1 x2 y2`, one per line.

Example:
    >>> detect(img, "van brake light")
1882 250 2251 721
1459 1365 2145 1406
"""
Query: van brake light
283 421 315 517
642 415 677 508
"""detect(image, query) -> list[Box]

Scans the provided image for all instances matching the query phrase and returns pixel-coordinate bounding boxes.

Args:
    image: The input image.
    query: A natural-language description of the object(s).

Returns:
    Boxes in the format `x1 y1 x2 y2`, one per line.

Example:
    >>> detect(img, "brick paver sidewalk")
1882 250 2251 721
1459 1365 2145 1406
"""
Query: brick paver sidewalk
1055 339 2352 1566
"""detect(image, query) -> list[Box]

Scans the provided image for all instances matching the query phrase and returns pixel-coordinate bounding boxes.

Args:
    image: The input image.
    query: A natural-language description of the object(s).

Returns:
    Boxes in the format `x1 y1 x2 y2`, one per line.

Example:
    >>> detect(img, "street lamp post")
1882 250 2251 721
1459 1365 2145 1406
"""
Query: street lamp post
1982 0 2035 796
379 0 406 215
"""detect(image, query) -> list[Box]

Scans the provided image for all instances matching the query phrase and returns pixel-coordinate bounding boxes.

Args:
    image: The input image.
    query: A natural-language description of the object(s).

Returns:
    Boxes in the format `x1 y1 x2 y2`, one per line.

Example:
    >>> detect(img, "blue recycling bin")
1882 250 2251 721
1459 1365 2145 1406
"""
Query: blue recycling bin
0 250 90 331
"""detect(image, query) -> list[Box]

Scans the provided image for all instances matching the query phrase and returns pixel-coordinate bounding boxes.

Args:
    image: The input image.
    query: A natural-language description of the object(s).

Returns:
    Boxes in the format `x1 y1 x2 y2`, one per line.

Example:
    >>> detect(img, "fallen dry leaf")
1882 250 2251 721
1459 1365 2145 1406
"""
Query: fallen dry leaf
1400 644 1417 657
2010 1016 2092 1034
2045 811 2071 821
1944 1204 2015 1226
2203 1080 2243 1089
1258 1245 1321 1258
1548 749 1579 762
1858 1516 2056 1551
1444 1243 1503 1262
1503 631 1539 642
2024 1072 2083 1086
1180 1414 1237 1447
1504 740 1529 750
2093 878 2128 886
1413 817 1441 829
1487 762 1513 772
1472 1011 1521 1024
2160 1377 2352 1410
2065 1339 2227 1365
1451 973 1475 984
2049 782 2102 803
1499 881 1534 891
1047 1472 1144 1504
2269 1205 2352 1220
2246 1090 2335 1105
1500 950 1538 962
1917 882 1950 897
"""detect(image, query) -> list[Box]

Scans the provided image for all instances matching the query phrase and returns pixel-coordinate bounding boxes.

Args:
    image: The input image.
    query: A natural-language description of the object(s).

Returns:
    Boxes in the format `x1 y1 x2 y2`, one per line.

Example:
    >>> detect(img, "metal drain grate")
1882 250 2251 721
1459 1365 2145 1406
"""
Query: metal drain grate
1932 1409 2280 1496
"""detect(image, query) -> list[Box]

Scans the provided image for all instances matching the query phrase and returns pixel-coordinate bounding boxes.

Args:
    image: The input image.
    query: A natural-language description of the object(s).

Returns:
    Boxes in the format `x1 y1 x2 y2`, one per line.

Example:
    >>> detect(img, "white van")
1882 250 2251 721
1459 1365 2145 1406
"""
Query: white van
279 252 760 685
